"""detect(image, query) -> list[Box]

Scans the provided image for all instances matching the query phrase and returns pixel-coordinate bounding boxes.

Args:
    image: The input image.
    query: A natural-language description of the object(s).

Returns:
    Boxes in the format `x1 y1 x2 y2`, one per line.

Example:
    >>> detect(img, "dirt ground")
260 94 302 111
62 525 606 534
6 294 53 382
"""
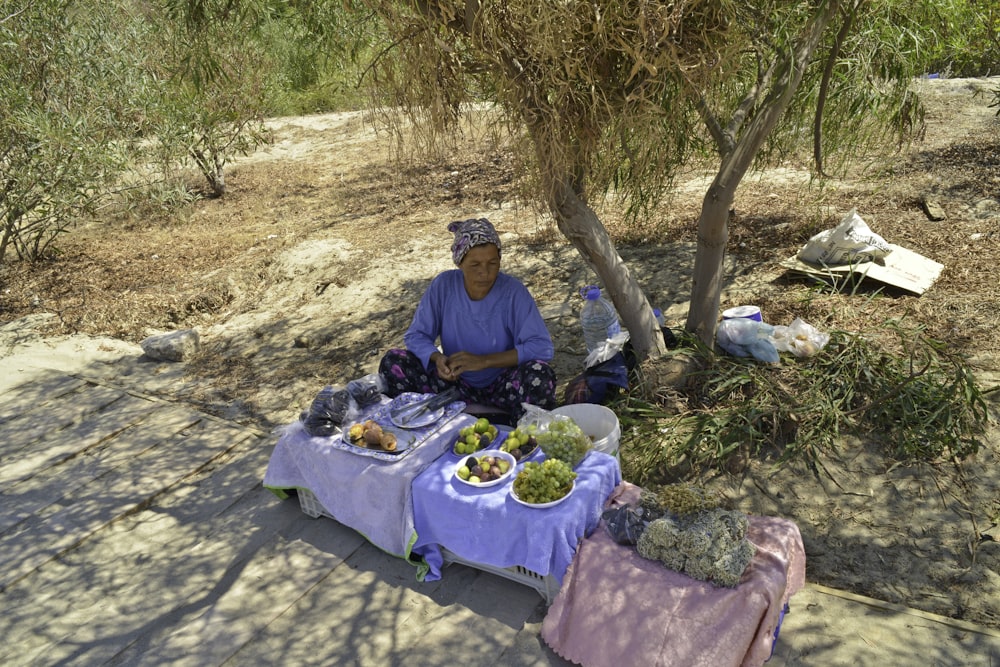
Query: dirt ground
2 77 999 629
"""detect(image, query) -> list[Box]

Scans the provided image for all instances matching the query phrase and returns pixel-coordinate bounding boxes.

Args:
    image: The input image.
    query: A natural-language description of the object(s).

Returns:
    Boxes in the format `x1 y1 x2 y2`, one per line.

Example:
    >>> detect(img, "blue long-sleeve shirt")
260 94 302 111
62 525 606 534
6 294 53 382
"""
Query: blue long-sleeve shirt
403 270 554 388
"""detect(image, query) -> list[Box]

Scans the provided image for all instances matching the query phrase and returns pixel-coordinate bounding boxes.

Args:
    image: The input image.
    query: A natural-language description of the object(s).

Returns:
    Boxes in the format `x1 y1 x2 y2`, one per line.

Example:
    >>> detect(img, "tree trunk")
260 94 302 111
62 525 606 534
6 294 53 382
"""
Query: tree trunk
517 98 667 364
549 178 666 363
814 3 858 176
0 219 13 267
211 152 227 197
685 184 735 345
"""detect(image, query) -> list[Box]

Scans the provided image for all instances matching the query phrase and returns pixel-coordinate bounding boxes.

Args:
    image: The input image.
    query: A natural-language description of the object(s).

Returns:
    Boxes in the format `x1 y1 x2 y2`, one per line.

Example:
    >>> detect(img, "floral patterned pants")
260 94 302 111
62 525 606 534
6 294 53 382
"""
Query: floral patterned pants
378 348 557 421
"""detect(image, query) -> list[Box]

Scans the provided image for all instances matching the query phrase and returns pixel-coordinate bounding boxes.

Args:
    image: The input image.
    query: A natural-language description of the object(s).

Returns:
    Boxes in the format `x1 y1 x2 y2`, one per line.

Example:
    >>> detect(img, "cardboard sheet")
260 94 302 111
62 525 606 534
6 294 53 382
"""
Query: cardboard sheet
780 244 944 295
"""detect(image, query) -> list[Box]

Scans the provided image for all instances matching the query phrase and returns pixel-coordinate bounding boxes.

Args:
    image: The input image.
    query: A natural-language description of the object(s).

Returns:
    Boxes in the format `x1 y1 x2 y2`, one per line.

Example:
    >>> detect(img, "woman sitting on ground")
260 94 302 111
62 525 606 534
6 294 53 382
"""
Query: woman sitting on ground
378 217 557 423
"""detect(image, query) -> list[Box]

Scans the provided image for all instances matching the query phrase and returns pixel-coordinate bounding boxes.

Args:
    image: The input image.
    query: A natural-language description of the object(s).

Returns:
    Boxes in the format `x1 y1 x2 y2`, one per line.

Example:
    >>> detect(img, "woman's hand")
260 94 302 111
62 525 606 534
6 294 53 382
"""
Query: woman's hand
443 351 487 378
431 352 458 382
436 349 518 380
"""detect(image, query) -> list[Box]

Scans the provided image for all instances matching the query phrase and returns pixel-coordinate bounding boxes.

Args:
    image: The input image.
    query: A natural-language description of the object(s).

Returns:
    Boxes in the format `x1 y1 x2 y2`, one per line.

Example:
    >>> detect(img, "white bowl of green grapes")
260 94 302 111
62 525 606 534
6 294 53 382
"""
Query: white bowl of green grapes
510 458 577 507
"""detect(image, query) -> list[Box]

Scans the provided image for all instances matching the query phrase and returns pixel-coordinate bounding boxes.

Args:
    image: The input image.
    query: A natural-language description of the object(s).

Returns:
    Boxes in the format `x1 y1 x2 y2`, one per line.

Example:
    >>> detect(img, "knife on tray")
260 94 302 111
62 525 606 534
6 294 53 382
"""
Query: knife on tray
390 387 461 426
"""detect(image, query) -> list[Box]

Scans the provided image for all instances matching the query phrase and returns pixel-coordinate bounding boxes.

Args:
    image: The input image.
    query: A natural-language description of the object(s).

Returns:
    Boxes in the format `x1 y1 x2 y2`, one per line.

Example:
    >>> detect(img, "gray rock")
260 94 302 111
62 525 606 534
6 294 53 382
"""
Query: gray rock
140 329 200 362
920 197 946 221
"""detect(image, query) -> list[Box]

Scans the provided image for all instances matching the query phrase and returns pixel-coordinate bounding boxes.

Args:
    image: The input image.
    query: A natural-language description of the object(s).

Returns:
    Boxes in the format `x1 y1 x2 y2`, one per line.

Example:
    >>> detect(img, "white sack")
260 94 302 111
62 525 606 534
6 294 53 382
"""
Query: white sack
797 209 892 266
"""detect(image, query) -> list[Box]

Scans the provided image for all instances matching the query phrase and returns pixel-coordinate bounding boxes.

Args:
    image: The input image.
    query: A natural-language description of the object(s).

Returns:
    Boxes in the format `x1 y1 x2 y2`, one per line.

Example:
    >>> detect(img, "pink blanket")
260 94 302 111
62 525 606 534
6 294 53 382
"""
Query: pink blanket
541 483 806 667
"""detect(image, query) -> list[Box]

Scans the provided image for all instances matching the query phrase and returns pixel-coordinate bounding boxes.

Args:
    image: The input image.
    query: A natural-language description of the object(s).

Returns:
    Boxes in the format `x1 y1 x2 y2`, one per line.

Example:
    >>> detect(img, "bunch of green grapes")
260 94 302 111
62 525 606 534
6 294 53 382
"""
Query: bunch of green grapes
536 418 592 467
653 482 722 517
513 459 577 504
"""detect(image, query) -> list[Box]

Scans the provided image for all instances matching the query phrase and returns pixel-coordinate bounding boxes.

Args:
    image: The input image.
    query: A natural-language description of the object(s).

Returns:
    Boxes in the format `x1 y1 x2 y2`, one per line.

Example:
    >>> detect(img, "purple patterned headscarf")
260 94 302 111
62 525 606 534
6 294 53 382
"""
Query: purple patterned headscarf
448 218 501 266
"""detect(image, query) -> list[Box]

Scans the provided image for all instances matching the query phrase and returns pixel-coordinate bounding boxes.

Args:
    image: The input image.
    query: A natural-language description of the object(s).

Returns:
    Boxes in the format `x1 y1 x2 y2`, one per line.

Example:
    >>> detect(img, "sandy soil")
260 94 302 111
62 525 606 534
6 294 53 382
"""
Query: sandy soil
1 77 999 628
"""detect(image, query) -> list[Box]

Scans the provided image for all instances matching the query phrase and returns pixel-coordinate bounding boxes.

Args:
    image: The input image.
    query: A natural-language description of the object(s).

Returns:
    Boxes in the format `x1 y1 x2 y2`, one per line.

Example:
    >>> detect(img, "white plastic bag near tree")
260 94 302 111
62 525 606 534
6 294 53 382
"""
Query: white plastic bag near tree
716 318 779 363
582 330 630 369
770 318 831 357
797 209 892 266
717 317 830 362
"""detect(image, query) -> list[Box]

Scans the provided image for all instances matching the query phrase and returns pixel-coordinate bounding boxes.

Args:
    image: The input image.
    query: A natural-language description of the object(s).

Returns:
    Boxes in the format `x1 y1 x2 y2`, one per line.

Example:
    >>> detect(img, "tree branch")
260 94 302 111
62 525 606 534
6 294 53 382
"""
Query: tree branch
716 0 843 190
1 5 27 26
357 26 426 87
726 54 777 144
814 1 860 176
694 95 731 156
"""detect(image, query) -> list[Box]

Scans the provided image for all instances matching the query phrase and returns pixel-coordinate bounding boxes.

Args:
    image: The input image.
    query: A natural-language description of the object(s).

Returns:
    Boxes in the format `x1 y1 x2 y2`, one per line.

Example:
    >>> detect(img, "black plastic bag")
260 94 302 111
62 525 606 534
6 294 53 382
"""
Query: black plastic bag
346 373 385 408
302 385 353 437
602 504 648 545
564 326 680 405
563 352 629 405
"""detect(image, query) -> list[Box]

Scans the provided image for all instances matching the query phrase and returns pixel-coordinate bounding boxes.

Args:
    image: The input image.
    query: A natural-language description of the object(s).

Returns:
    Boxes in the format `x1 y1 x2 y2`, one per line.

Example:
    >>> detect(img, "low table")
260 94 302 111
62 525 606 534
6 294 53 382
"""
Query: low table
264 400 623 601
410 446 622 602
541 482 807 667
262 397 468 564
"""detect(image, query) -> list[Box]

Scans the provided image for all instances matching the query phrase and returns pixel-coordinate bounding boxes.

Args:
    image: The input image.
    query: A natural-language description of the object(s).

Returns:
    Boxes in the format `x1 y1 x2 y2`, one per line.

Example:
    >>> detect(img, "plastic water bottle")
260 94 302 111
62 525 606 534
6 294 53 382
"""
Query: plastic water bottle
580 285 621 353
653 308 665 327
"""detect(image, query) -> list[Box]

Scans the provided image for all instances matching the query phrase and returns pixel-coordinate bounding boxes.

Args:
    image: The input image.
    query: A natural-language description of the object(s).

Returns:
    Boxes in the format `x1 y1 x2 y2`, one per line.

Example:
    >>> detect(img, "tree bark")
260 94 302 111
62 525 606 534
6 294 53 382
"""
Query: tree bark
685 185 733 345
547 177 666 363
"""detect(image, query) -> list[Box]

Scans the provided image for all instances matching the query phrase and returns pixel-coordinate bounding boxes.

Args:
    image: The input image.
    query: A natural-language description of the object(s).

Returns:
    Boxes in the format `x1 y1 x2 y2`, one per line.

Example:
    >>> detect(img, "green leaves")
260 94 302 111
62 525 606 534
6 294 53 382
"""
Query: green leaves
1 0 136 265
618 319 989 487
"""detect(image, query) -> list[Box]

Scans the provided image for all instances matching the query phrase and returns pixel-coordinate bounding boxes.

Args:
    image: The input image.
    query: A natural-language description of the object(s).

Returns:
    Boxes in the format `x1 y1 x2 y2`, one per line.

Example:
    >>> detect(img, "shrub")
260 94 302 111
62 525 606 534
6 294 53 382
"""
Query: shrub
619 319 989 487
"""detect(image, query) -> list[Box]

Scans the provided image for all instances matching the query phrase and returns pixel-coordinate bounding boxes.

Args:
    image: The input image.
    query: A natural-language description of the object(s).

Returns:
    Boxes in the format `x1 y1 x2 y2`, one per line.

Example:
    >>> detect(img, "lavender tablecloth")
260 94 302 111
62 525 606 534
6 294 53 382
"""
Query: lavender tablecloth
410 448 622 583
263 401 470 564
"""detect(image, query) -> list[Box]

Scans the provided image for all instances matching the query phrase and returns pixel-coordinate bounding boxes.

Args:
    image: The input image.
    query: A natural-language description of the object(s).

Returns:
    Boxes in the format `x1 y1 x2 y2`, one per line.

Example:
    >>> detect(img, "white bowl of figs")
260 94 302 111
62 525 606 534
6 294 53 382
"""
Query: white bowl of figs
453 450 516 488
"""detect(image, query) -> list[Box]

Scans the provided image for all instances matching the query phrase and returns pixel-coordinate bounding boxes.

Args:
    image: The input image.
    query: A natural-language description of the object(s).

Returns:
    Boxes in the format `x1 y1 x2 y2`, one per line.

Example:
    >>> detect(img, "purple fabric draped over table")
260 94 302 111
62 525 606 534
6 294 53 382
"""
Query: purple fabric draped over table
541 482 807 667
263 402 466 563
410 448 622 583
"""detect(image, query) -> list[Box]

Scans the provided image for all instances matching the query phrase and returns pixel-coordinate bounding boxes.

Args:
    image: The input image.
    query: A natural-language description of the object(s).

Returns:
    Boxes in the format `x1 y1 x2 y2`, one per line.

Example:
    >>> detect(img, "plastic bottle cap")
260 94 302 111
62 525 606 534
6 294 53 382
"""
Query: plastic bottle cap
585 287 601 300
653 308 662 317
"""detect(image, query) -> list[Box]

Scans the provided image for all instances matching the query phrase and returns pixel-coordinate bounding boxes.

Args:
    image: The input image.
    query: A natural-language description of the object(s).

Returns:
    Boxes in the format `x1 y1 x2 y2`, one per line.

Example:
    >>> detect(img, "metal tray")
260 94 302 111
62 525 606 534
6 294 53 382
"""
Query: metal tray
331 393 466 462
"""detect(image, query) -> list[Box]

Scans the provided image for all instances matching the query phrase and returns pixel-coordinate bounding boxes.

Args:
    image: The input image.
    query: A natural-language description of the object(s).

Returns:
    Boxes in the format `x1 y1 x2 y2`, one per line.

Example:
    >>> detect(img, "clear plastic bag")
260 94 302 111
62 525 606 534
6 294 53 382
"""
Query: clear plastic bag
718 316 829 361
770 318 830 357
516 403 560 434
346 373 385 408
518 404 593 467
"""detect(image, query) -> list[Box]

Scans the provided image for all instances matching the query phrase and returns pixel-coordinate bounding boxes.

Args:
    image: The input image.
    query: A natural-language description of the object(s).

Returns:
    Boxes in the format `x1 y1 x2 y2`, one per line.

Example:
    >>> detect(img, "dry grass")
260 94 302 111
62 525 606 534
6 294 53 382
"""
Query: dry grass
0 139 520 342
1 82 998 365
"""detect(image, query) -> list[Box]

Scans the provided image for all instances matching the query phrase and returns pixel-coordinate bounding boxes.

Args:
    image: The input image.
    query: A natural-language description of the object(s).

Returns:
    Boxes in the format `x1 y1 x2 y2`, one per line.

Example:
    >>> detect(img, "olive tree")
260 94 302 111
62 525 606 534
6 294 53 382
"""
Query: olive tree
0 0 269 269
152 1 275 197
678 0 926 342
352 0 927 357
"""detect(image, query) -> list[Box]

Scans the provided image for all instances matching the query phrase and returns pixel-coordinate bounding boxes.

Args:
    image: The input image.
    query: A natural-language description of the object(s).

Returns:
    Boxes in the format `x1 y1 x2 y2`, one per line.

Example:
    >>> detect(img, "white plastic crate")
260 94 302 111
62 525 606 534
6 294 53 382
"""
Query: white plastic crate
441 546 560 604
297 488 332 519
297 489 560 603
